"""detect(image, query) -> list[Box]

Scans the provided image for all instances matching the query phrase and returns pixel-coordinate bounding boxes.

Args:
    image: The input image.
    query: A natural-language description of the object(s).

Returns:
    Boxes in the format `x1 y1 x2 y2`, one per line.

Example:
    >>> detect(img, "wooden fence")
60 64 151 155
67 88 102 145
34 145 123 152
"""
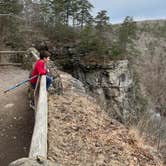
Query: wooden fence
0 51 26 66
29 75 48 158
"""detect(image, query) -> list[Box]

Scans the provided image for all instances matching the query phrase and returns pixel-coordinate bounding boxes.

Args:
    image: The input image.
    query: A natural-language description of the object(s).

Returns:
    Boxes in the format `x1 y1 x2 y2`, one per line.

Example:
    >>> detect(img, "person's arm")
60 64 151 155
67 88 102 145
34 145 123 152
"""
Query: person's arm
36 61 47 75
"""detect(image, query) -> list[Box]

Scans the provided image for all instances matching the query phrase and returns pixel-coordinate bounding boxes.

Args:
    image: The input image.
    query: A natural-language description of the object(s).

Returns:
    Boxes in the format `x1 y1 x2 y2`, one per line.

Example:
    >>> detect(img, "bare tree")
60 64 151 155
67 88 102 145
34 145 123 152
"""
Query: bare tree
137 53 166 115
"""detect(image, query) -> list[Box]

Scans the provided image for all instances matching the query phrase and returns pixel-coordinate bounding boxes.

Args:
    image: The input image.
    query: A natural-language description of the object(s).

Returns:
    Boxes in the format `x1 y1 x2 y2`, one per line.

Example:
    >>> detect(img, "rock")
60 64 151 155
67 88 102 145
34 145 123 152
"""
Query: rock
4 103 14 108
69 60 133 123
8 157 59 166
22 47 39 70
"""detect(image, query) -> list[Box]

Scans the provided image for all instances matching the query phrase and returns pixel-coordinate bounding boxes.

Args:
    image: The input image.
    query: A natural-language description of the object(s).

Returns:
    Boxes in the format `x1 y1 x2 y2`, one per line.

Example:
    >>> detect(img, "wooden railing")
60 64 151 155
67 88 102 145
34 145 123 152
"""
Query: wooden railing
29 75 48 158
0 51 26 66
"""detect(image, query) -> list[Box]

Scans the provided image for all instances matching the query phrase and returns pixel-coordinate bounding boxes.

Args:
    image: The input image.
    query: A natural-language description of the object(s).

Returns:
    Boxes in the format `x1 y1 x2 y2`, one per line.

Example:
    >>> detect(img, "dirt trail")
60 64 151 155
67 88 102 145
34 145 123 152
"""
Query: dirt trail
0 66 34 166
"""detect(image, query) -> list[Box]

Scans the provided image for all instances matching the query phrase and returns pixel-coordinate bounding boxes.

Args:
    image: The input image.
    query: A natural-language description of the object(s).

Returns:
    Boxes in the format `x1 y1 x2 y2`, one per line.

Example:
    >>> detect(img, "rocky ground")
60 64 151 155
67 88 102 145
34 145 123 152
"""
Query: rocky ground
47 70 163 166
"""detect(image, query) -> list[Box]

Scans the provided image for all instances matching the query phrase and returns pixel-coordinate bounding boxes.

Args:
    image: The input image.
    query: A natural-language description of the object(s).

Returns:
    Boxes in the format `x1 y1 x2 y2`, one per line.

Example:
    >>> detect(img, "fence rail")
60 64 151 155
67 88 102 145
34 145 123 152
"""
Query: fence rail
0 51 26 54
29 75 48 158
0 51 26 65
0 13 25 21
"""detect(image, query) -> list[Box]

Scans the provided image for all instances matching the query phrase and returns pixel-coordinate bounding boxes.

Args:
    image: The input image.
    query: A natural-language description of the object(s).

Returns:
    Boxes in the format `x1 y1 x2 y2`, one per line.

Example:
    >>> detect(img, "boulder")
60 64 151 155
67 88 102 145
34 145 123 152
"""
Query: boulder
9 157 59 166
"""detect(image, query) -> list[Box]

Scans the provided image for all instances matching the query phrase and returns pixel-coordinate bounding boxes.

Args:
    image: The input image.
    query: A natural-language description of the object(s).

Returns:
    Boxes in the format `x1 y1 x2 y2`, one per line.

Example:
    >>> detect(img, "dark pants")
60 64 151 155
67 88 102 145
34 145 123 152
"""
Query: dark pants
31 75 53 90
46 75 53 90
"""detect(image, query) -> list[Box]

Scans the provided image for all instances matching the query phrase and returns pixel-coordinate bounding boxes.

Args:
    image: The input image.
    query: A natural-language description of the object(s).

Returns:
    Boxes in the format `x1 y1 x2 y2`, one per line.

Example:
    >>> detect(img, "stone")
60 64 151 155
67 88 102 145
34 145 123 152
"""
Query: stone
8 157 59 166
70 60 134 122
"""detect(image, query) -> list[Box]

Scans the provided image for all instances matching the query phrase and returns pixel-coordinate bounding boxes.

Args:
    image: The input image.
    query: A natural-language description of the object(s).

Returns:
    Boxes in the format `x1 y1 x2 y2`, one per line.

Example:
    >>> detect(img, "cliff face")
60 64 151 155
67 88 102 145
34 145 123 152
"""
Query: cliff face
47 69 162 166
68 60 133 123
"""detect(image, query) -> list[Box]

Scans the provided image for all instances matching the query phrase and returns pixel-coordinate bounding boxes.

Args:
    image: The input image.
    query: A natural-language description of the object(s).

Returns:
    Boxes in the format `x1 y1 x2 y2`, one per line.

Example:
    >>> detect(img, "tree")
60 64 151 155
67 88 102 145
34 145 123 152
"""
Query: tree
138 53 166 115
79 25 108 55
38 0 94 28
0 0 23 14
38 0 52 25
76 0 93 28
49 0 65 24
70 0 81 27
95 10 109 31
63 0 71 25
118 16 137 54
22 0 40 25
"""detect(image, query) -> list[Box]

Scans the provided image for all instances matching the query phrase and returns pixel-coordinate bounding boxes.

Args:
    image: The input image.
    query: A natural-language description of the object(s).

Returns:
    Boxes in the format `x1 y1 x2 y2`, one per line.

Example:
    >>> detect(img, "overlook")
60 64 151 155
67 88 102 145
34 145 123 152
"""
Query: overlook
0 0 166 166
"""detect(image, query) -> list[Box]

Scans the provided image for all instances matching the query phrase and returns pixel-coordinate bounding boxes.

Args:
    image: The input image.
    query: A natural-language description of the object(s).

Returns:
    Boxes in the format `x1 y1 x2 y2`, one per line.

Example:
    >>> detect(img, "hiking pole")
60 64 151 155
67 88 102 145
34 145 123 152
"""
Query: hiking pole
4 75 38 94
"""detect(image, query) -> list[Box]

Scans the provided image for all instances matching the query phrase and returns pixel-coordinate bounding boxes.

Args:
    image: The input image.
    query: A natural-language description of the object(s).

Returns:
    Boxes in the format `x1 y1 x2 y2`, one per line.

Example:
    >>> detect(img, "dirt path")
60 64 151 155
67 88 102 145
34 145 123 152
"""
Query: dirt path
0 66 34 166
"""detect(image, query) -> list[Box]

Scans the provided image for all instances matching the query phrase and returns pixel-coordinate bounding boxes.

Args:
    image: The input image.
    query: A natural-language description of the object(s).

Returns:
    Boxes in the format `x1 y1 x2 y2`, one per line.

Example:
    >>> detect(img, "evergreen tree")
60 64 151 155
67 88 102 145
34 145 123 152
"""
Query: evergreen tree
22 0 35 25
79 25 108 55
49 0 65 24
38 0 93 27
70 0 80 27
63 0 70 25
118 16 137 54
76 0 93 28
95 10 109 31
39 0 53 25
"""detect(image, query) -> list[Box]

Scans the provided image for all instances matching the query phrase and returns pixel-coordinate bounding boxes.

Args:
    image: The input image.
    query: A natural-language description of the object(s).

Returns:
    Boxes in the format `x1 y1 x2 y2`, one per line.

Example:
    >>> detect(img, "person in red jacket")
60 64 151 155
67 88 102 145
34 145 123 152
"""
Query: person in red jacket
30 50 52 90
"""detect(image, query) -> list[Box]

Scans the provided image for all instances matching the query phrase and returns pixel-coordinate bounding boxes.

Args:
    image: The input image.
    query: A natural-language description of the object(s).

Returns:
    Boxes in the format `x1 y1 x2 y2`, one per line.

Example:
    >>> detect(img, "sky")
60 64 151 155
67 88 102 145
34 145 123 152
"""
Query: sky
89 0 166 24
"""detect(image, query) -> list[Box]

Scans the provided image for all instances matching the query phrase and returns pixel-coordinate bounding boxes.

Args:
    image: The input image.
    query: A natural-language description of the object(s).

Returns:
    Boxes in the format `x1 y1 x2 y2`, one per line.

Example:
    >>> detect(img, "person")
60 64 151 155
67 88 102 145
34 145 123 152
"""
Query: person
30 50 52 90
29 50 52 110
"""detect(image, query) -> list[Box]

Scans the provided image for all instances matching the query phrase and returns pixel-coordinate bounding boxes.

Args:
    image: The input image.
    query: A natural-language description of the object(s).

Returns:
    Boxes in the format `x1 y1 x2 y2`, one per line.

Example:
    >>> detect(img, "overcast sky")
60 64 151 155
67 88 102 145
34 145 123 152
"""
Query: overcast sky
89 0 166 23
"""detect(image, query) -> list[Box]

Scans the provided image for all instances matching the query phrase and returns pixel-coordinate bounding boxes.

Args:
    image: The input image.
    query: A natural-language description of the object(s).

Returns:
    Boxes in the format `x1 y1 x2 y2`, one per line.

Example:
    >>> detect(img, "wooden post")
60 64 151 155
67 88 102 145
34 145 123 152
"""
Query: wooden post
29 75 48 158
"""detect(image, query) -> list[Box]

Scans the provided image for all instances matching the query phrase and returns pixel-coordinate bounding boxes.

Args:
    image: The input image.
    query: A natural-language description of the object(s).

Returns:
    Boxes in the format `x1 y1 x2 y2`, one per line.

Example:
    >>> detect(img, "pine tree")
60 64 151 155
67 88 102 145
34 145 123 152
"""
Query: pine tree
76 0 93 28
70 0 80 27
95 10 109 31
39 0 52 25
118 16 137 54
51 0 64 23
38 0 93 27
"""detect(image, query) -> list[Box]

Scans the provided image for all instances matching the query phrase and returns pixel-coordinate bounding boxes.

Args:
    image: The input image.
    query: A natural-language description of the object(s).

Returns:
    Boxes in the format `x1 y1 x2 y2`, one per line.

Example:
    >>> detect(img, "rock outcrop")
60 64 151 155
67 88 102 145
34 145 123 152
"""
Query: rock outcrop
63 60 134 123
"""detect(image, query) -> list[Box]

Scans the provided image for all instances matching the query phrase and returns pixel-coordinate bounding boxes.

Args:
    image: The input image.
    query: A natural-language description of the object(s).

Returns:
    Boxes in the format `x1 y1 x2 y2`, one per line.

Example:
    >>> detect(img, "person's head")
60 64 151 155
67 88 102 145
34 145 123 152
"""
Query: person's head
39 50 50 63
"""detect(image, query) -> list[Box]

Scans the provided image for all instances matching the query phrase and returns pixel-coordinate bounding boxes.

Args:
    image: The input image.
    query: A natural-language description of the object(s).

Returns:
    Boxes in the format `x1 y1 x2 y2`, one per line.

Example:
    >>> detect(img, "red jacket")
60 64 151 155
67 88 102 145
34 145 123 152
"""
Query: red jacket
30 59 47 84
